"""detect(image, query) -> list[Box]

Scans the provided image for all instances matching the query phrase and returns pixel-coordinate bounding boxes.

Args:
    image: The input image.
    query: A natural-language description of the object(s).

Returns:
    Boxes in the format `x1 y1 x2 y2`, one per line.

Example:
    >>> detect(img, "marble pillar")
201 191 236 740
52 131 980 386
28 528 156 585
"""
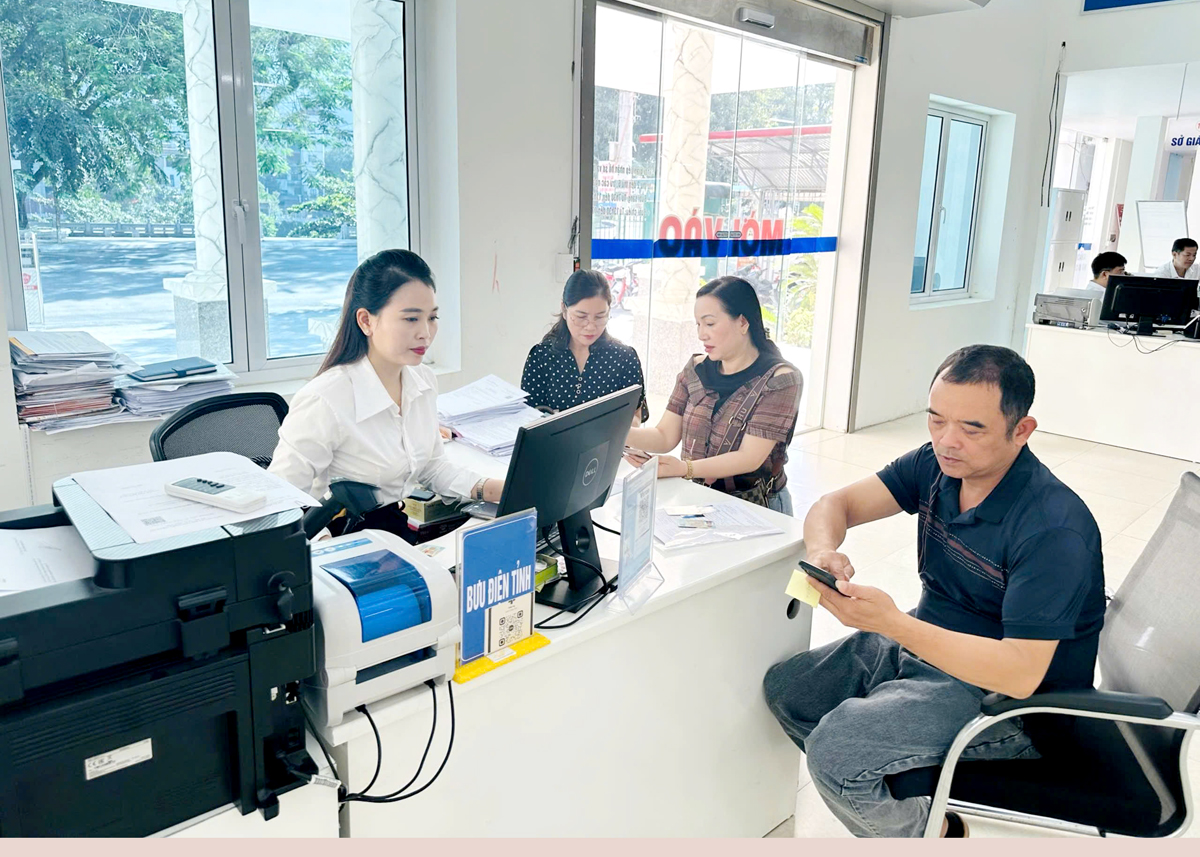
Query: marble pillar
351 0 410 261
165 0 232 361
633 22 714 397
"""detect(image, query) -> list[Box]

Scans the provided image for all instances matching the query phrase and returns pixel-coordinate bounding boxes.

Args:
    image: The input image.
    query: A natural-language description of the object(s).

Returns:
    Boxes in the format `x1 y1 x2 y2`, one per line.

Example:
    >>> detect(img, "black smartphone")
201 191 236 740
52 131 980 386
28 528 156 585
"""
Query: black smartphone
799 559 839 590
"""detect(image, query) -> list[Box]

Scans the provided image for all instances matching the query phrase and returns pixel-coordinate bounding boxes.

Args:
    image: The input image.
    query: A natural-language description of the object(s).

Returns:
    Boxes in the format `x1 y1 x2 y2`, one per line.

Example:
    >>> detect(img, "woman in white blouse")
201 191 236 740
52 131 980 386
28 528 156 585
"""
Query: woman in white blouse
269 249 504 512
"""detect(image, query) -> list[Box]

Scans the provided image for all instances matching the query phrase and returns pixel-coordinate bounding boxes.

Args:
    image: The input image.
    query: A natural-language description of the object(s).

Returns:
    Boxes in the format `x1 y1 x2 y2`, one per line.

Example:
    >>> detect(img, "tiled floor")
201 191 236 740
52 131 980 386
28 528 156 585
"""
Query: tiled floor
769 413 1200 839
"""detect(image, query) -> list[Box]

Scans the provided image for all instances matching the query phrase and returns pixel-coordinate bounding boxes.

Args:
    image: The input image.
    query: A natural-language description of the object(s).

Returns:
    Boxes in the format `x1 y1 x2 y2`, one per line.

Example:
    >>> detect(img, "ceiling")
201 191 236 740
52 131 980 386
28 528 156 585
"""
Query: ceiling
858 0 990 17
1063 63 1200 140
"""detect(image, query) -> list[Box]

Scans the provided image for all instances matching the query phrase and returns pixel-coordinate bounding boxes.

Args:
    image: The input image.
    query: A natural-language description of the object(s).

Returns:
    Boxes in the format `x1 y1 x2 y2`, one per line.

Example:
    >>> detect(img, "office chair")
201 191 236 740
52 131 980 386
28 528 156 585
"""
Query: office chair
886 471 1200 837
149 392 289 468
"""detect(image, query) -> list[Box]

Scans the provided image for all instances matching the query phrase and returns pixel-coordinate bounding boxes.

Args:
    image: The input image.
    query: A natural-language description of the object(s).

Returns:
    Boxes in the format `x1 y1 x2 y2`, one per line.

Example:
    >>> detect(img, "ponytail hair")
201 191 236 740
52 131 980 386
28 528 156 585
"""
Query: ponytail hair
318 249 436 375
696 275 784 363
542 268 613 349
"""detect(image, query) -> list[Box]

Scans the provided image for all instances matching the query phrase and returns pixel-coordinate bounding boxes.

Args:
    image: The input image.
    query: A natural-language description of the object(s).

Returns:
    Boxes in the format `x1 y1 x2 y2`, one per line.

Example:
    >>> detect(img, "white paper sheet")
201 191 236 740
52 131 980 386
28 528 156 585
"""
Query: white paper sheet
653 501 783 551
0 526 95 594
71 452 320 544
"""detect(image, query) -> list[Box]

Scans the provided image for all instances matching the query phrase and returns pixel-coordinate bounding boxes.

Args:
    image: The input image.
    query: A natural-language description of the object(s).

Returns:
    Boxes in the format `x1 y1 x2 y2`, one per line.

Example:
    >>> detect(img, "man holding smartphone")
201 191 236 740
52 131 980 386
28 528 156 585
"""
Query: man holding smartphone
764 345 1105 838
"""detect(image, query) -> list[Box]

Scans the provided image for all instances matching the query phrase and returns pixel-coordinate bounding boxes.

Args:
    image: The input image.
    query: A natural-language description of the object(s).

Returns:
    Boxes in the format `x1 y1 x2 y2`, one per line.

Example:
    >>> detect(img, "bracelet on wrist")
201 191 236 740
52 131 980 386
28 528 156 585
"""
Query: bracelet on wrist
685 459 694 480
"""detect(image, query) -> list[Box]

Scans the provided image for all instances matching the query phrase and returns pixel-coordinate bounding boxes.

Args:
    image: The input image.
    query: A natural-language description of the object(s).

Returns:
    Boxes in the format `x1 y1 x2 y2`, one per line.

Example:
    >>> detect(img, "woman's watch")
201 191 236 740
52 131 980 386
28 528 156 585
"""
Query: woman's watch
473 479 487 501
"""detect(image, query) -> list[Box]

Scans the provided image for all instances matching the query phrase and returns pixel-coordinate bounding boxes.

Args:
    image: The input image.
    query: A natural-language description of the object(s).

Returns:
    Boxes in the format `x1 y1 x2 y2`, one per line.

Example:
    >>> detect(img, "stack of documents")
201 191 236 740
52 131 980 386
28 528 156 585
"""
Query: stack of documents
9 331 135 432
437 375 542 457
115 364 236 417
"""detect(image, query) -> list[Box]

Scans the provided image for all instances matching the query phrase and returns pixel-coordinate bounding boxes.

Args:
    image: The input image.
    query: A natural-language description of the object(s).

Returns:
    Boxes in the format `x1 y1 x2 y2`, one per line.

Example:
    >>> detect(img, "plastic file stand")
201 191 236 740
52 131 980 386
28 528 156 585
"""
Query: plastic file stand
452 632 551 683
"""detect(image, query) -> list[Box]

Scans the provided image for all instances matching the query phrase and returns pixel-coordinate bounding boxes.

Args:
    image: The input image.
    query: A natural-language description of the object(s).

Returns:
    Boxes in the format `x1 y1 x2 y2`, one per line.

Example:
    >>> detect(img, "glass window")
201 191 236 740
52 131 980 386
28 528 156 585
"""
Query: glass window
2 0 232 364
249 0 410 360
933 119 983 292
589 2 855 431
912 115 942 294
1 0 414 374
911 107 986 298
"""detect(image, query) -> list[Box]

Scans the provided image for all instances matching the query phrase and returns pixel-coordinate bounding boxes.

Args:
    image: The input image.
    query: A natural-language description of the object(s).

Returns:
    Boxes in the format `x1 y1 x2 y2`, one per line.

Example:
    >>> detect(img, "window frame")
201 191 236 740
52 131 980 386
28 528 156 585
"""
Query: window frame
910 105 987 303
0 0 421 383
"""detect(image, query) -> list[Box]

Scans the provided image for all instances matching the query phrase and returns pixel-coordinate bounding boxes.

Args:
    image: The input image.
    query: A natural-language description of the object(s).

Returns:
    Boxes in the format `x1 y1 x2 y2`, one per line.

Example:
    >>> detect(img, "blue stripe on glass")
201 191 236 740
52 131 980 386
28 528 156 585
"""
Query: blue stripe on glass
591 236 838 260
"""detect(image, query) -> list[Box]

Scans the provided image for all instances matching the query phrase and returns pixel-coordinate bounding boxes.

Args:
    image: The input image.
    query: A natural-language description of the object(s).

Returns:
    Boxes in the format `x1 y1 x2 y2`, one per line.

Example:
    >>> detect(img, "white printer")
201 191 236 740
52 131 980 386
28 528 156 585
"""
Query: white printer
304 529 460 727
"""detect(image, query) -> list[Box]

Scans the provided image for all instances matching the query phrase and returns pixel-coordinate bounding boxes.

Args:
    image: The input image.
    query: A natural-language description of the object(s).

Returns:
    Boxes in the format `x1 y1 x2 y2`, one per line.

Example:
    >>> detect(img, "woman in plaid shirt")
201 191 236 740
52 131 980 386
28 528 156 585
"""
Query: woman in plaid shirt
624 276 802 515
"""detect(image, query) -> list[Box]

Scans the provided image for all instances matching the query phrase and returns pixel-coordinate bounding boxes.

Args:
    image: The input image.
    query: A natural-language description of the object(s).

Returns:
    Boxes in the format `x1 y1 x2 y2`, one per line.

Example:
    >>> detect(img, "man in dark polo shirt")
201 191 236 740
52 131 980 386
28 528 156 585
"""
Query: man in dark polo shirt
763 345 1105 838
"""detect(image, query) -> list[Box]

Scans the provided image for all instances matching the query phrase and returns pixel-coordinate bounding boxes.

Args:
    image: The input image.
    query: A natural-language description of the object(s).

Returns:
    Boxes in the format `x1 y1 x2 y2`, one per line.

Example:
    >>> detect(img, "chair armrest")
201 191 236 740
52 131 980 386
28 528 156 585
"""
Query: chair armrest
981 689 1174 720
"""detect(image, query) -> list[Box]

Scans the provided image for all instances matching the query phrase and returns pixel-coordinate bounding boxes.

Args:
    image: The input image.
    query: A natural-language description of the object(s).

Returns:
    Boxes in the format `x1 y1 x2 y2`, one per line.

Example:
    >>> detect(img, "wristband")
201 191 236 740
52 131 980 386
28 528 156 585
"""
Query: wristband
685 459 694 481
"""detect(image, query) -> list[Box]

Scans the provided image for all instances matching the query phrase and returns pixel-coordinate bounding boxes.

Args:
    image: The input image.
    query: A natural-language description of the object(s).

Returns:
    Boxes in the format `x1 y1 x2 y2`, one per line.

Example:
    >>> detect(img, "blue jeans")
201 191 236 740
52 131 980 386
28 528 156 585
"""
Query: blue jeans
763 631 1039 837
767 487 794 516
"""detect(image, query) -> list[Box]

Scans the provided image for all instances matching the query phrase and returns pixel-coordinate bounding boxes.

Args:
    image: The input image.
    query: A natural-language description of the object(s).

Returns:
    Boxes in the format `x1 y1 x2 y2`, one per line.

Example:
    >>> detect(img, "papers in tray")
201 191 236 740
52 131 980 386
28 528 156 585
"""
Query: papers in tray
0 526 96 596
70 452 320 545
653 501 784 551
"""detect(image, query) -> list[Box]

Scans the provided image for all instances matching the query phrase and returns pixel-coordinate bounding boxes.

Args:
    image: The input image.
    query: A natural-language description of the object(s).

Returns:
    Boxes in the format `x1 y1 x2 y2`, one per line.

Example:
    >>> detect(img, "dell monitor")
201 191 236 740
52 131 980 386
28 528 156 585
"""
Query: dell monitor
495 385 642 612
1100 276 1198 335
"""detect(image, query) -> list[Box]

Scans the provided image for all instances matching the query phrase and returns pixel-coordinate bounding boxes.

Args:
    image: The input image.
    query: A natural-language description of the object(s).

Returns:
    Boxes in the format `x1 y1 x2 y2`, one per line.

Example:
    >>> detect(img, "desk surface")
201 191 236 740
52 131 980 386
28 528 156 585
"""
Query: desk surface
321 442 806 748
1025 321 1200 346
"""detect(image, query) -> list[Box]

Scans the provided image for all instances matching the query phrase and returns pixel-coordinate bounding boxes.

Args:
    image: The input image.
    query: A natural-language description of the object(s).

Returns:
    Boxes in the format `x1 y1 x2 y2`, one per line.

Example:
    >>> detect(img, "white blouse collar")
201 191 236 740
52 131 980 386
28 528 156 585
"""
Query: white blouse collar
347 358 432 423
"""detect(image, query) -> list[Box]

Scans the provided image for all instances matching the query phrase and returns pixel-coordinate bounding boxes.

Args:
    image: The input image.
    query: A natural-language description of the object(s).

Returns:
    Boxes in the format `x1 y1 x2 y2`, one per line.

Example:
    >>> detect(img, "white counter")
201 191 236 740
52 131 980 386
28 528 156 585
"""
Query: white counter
1024 323 1200 462
321 442 811 837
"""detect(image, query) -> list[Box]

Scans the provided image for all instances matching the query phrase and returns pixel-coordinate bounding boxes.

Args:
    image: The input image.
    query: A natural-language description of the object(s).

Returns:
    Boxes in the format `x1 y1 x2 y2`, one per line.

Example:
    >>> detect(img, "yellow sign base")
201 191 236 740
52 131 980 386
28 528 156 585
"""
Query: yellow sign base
453 632 552 684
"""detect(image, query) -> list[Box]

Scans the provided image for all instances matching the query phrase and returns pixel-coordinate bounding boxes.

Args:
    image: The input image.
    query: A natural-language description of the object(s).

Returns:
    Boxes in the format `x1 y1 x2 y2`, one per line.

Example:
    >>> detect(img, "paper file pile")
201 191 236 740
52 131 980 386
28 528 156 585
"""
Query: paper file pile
436 375 542 457
9 331 135 432
115 366 235 418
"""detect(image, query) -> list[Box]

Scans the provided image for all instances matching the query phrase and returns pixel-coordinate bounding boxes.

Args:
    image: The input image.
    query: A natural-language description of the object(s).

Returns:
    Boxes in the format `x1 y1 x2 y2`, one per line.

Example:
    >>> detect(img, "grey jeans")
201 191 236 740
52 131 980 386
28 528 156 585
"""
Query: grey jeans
763 631 1039 837
767 487 794 516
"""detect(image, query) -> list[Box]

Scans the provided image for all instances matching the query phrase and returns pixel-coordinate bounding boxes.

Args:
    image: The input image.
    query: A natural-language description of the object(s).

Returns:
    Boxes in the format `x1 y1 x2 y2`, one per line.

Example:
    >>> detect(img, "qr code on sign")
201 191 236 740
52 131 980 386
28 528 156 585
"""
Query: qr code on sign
141 517 166 525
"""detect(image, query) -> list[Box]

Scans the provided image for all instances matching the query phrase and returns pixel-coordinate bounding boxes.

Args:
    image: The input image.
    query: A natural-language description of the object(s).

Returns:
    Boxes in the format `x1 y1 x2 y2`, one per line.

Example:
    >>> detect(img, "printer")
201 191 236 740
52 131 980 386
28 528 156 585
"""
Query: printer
1033 290 1103 329
305 530 459 728
0 475 316 837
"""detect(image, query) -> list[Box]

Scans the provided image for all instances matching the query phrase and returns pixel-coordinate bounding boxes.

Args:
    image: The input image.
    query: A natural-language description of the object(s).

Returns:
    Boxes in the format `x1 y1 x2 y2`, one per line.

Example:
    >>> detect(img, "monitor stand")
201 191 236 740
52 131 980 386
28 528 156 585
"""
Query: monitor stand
1136 316 1155 336
536 511 608 612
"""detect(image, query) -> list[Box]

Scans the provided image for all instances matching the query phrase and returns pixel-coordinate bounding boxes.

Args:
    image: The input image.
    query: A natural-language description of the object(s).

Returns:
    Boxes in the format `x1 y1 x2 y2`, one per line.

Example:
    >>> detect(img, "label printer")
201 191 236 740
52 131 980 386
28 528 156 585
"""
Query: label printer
0 477 317 837
305 530 459 728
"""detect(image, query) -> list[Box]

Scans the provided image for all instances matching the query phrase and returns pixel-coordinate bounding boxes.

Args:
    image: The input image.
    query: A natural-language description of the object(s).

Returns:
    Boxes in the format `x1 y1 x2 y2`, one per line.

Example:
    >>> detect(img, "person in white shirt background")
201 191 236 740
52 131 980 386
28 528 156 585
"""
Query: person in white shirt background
1151 237 1199 281
269 249 505 522
1084 251 1126 293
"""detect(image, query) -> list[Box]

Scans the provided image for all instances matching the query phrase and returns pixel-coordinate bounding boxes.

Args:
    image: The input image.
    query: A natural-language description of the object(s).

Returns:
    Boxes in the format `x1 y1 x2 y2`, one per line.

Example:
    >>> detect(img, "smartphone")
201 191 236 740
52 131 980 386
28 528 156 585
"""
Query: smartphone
798 559 839 590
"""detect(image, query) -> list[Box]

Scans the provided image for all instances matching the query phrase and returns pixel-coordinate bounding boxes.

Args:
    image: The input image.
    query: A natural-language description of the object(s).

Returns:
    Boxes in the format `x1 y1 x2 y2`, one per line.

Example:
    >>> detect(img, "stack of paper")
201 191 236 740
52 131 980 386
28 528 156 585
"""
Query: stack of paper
9 331 136 431
115 364 236 417
437 375 542 457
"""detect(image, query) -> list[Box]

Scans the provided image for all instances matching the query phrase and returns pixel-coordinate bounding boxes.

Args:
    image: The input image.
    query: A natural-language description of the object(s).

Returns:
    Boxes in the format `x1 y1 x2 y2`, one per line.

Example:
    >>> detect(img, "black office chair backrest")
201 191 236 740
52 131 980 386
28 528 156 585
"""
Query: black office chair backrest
149 392 289 468
1100 471 1200 715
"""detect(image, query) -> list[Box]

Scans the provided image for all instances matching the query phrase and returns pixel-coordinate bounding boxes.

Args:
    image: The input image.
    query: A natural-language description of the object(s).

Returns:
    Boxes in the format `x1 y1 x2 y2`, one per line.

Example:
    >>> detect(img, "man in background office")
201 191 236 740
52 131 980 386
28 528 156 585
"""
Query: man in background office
1084 251 1126 293
1152 238 1199 280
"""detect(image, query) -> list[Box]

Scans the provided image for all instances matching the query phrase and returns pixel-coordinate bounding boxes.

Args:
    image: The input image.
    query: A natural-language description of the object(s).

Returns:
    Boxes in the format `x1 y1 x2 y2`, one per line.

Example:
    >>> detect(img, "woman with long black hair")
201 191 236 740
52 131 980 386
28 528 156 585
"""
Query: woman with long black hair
520 268 648 424
624 276 802 514
270 249 504 508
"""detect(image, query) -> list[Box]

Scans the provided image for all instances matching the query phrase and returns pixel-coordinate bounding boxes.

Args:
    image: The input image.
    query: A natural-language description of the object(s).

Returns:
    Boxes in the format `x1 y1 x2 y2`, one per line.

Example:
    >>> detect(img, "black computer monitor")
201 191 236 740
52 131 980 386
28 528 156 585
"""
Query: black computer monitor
495 385 642 612
1100 276 1198 335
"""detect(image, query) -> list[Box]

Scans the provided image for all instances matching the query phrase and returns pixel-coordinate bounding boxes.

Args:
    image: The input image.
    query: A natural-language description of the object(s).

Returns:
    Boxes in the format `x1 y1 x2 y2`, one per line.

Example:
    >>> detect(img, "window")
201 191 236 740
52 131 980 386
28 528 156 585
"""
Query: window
911 107 986 298
585 0 861 432
0 0 415 375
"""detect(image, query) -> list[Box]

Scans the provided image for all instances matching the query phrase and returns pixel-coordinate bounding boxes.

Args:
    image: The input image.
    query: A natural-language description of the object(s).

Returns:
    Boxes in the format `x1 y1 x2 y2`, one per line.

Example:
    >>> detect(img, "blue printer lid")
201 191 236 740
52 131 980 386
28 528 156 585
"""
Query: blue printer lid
319 547 432 643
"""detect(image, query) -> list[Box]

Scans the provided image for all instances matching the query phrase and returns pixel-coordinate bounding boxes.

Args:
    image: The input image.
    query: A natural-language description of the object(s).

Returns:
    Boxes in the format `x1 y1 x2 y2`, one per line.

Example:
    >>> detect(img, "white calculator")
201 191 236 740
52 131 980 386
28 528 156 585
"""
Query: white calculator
165 477 266 513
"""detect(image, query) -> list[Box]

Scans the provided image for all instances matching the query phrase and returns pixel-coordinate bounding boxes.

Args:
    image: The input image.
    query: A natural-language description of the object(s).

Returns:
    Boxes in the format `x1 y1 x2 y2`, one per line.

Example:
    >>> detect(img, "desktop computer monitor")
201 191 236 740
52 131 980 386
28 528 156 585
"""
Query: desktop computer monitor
1100 276 1198 335
495 385 642 612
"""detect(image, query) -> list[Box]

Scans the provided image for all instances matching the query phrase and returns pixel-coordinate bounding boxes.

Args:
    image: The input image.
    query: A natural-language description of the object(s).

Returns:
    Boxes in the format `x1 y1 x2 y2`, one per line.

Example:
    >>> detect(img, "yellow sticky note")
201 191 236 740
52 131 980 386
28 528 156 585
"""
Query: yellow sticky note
786 568 821 608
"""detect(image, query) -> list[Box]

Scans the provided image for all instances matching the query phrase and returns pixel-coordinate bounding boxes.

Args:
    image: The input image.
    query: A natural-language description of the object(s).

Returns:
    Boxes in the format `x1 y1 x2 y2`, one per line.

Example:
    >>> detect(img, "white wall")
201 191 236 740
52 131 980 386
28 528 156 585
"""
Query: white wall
433 0 576 390
853 0 1200 429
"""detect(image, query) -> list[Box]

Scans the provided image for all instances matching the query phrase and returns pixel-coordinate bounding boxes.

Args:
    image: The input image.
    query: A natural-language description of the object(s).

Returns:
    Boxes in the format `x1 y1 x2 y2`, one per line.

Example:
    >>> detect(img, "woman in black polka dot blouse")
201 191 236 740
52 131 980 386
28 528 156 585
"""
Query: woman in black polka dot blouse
521 269 649 424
